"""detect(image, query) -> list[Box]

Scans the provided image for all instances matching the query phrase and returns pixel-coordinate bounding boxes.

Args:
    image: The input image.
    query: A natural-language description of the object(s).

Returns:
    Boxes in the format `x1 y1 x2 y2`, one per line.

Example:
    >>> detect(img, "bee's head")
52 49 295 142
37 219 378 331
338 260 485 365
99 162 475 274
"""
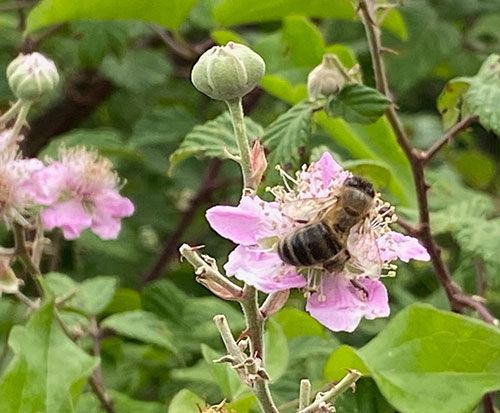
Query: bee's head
343 175 375 198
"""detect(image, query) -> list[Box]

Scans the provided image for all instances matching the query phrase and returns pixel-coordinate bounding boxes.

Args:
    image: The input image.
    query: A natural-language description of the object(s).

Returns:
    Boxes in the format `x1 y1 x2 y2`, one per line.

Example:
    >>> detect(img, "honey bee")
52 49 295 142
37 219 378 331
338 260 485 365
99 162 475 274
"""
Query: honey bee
277 176 376 274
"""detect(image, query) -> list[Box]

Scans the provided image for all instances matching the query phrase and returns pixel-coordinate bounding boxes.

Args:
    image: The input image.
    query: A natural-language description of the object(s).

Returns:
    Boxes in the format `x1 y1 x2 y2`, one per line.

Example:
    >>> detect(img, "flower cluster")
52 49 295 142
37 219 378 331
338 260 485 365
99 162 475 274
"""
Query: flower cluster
206 152 429 332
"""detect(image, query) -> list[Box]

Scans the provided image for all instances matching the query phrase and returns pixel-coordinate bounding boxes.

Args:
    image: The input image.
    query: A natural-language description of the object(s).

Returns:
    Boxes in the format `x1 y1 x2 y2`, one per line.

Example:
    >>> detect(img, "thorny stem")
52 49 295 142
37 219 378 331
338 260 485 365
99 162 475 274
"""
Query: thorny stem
225 97 255 194
298 379 311 410
358 0 498 326
297 370 362 413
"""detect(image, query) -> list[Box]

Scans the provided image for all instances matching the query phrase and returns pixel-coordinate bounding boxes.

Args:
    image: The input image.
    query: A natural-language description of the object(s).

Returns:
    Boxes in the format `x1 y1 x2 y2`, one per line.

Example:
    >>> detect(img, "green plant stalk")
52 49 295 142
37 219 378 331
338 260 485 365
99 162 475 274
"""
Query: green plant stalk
225 97 255 193
0 99 23 126
10 101 32 139
298 379 311 410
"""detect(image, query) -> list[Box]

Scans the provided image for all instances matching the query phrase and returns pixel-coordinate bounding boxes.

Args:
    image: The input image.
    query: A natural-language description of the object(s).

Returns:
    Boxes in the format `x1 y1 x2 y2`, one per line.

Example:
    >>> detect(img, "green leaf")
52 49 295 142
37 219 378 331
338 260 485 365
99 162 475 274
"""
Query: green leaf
324 345 369 382
0 299 97 413
110 390 165 413
380 8 407 40
453 150 496 189
262 100 313 166
211 29 247 46
101 50 172 92
264 319 288 381
101 310 176 352
169 111 264 174
104 288 142 314
464 54 500 134
274 308 324 339
437 78 471 129
324 44 357 69
70 276 117 316
466 14 500 54
168 389 204 413
227 394 256 413
342 160 392 189
325 84 391 124
213 0 355 25
282 16 325 67
335 379 396 413
260 75 307 104
27 0 197 32
327 304 500 413
201 344 244 399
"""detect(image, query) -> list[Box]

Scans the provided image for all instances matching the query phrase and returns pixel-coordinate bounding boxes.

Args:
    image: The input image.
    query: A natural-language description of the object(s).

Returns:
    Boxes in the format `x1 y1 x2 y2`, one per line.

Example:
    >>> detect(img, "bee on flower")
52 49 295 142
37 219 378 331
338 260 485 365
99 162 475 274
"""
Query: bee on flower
206 152 429 332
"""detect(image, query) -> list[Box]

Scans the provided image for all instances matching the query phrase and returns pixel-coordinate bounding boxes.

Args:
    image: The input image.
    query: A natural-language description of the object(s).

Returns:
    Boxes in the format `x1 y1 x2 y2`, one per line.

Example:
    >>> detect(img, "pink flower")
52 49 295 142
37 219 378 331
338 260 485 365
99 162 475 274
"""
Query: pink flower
0 148 44 223
206 152 430 332
26 146 134 240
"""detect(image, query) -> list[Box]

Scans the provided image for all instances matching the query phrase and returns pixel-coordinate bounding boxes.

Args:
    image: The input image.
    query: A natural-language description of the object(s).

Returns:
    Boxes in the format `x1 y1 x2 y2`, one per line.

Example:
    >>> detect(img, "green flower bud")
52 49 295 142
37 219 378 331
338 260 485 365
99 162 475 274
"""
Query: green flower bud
307 54 347 101
6 52 59 101
191 42 265 101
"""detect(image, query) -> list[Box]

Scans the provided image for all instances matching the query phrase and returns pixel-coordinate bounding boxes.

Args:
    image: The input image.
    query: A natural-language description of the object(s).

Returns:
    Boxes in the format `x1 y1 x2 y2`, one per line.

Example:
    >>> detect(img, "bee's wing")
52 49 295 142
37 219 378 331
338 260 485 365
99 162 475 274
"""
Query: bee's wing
346 218 383 278
281 196 339 223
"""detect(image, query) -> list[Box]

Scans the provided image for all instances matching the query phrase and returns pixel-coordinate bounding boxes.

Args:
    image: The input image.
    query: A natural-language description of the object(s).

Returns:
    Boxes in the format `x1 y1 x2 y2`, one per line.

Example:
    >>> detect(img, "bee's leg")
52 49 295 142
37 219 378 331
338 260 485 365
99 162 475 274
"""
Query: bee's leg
323 249 350 274
350 279 369 300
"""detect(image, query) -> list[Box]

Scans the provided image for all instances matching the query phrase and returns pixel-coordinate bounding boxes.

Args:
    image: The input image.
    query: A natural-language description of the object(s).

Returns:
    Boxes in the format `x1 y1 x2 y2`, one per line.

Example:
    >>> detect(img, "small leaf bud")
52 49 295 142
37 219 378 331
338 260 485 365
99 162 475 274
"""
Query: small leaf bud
307 54 347 101
6 52 59 101
191 42 265 101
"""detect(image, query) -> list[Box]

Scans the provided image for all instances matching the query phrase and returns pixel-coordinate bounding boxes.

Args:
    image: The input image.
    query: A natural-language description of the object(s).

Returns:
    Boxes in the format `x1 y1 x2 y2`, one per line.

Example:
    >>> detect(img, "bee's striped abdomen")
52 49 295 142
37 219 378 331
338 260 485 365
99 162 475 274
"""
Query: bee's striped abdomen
278 221 343 267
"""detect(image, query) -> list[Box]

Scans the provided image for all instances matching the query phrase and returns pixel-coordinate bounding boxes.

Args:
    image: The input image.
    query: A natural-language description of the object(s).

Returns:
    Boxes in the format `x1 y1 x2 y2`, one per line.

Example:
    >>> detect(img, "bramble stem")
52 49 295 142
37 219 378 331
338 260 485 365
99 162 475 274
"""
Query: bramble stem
0 99 23 126
298 379 311 410
13 223 42 296
298 370 361 413
358 0 497 326
240 285 264 357
225 97 255 193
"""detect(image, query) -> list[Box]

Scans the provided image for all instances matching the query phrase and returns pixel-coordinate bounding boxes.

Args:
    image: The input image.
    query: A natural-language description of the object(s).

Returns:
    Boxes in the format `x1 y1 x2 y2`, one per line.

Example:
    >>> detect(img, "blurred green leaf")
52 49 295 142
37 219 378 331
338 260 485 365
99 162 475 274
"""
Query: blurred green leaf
466 14 500 54
211 29 247 45
101 50 172 92
101 310 176 352
110 390 165 413
342 159 392 189
274 308 324 339
380 8 407 40
227 394 256 413
436 78 471 129
27 0 197 32
324 44 357 68
327 304 500 413
264 319 289 381
0 299 97 413
453 150 496 188
282 16 325 67
325 84 391 125
335 378 396 413
169 111 264 174
201 344 244 399
260 75 308 104
262 100 313 166
213 0 355 25
324 345 369 382
104 288 142 314
70 276 117 315
168 389 204 413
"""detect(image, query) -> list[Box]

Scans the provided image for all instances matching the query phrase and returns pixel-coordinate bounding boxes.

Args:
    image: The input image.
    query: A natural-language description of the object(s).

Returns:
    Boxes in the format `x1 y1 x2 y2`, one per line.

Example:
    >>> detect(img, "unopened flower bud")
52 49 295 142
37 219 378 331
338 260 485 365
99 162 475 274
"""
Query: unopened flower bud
191 42 265 101
0 257 19 294
307 54 347 101
7 52 59 101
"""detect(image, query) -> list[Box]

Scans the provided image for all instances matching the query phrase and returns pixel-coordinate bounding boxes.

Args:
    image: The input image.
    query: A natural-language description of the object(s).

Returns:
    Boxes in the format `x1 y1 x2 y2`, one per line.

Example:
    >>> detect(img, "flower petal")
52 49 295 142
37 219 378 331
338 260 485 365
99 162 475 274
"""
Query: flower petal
206 196 286 245
91 190 135 239
377 231 430 263
224 245 306 293
306 276 389 332
25 162 67 205
41 199 92 240
299 152 348 198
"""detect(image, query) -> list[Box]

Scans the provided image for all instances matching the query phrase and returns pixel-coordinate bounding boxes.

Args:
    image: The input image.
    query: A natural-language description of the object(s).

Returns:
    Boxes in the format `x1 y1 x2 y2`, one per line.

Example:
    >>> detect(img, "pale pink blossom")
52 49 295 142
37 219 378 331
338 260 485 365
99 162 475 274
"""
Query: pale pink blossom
206 152 430 332
0 148 44 222
26 146 134 240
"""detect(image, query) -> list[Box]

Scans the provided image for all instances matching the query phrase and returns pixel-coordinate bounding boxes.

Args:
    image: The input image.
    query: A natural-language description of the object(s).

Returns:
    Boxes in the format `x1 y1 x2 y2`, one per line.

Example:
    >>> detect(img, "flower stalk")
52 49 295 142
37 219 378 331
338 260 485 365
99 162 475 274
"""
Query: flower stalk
225 97 255 193
298 379 311 410
10 101 31 139
0 99 23 126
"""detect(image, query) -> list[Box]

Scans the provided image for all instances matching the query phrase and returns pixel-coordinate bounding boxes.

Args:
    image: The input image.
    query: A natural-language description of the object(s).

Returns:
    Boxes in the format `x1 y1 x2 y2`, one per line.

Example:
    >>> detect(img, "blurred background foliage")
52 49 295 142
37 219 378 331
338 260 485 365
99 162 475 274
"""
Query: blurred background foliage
0 0 500 411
